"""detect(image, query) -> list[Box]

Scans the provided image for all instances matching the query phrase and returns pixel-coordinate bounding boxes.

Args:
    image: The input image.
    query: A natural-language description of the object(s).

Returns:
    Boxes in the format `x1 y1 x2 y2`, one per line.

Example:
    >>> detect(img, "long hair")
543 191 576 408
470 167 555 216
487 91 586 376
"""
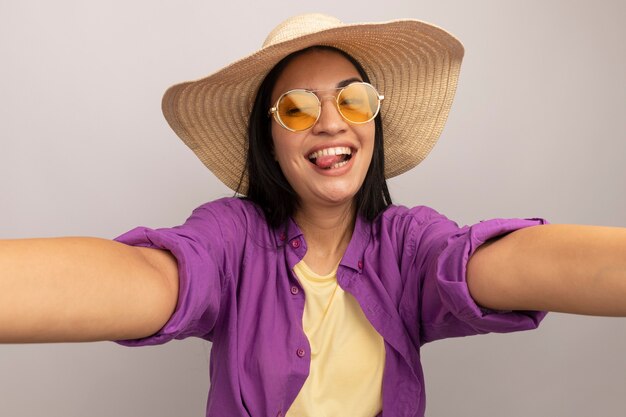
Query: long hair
238 46 391 228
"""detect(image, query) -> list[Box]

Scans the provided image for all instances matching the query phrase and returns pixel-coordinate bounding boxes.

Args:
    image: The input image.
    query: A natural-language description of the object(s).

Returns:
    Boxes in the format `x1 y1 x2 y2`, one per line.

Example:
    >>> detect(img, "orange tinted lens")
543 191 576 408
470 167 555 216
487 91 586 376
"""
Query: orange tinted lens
337 83 380 123
277 90 319 131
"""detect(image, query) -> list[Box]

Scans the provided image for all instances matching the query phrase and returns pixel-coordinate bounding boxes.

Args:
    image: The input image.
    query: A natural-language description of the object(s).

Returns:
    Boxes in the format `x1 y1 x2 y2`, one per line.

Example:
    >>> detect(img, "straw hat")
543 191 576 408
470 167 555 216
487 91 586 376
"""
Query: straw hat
162 13 464 193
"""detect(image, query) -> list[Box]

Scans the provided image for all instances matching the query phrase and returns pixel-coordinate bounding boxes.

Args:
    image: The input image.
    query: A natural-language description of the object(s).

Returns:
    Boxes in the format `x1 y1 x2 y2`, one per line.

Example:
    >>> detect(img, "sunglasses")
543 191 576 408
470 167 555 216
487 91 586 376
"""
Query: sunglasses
269 82 384 132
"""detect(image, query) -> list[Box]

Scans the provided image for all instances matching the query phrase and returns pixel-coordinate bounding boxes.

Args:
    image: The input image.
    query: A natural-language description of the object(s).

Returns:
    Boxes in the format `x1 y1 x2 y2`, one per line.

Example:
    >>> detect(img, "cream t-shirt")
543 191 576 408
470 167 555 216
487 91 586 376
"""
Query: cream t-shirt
286 260 386 416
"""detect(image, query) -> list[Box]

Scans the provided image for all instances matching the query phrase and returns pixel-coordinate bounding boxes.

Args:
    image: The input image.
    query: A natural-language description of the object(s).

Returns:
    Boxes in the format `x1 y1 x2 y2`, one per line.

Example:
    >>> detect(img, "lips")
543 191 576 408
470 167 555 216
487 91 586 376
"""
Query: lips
307 146 353 169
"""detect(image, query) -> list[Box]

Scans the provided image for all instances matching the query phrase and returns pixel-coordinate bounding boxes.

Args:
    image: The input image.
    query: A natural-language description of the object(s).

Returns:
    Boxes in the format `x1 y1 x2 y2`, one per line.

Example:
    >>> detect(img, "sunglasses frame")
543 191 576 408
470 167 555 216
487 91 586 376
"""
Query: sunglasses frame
268 82 384 132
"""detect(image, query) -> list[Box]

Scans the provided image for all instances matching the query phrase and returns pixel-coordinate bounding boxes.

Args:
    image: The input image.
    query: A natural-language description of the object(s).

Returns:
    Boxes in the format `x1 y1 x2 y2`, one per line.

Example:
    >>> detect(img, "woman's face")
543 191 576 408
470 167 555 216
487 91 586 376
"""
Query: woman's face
270 49 375 210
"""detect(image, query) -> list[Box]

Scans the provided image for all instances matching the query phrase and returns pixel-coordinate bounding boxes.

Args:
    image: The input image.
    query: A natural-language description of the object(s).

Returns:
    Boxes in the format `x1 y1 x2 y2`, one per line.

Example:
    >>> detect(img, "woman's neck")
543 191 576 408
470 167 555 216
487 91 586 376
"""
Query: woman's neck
293 202 356 275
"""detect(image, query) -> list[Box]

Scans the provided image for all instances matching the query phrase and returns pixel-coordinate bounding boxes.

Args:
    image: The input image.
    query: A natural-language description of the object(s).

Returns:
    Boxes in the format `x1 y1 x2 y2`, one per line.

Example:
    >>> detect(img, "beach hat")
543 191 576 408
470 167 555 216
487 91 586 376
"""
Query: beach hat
162 13 464 192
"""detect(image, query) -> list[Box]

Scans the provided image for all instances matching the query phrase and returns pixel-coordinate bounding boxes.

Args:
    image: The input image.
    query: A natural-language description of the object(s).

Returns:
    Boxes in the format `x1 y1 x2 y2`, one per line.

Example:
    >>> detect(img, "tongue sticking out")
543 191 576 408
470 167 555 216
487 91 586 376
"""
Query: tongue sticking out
314 154 344 169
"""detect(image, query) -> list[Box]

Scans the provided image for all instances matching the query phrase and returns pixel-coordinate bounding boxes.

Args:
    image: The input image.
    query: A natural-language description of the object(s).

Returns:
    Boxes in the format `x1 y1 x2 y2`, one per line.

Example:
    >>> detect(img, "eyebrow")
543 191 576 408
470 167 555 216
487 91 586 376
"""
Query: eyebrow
336 77 363 88
293 77 364 93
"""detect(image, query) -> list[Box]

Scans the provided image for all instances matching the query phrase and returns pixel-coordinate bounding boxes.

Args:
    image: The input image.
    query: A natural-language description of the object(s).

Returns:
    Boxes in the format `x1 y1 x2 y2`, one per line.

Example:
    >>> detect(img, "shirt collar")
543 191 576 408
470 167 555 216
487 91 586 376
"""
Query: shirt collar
339 214 371 273
273 214 371 273
273 217 304 246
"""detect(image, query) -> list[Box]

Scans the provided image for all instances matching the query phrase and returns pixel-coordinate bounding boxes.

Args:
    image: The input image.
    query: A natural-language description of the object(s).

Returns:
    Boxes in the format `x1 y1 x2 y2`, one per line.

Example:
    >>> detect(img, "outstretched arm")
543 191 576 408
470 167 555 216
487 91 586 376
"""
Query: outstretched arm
467 224 626 316
0 237 179 343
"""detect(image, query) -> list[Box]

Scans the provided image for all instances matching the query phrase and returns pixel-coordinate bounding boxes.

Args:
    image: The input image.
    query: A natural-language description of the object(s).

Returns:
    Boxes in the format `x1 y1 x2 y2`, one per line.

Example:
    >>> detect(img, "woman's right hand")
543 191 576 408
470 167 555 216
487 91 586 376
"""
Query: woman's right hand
0 237 179 343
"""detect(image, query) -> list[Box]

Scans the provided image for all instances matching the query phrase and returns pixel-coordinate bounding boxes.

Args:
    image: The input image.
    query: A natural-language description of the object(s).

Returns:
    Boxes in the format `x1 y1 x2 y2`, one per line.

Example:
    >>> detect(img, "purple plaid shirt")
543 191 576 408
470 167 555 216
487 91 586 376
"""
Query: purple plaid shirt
115 197 547 417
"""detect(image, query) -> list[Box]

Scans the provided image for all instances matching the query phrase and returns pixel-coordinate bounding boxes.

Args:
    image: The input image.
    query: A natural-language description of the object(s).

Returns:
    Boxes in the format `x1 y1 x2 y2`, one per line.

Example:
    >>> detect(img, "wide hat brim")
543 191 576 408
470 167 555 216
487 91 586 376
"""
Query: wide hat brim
162 14 464 193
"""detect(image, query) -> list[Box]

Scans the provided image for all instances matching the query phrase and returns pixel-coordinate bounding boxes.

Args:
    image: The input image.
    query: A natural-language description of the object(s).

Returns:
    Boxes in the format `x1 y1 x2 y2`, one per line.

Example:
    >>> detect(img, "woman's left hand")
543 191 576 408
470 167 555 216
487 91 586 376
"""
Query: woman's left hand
467 224 626 316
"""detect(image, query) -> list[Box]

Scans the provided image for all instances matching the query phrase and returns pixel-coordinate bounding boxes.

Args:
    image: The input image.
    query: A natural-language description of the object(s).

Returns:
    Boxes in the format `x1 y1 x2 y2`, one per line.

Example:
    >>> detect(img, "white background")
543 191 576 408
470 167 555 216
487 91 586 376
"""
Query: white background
1 0 625 416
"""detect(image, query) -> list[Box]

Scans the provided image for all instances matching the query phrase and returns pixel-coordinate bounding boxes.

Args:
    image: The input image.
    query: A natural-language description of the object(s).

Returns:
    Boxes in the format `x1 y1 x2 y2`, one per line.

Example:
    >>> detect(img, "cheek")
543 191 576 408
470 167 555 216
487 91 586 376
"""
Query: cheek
271 126 287 160
358 124 376 154
271 131 300 168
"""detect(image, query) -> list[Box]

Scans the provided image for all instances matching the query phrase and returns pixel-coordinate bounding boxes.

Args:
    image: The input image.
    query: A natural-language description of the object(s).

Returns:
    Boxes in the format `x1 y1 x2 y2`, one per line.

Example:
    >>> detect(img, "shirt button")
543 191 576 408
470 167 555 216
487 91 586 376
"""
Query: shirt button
357 260 363 269
296 348 305 357
291 239 301 249
290 286 299 295
277 412 283 417
279 232 287 241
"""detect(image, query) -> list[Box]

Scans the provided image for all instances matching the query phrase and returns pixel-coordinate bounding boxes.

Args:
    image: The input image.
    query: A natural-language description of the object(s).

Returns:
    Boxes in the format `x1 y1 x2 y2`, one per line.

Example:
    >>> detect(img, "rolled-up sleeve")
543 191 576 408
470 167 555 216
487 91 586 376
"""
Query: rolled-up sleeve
413 212 549 344
113 206 231 346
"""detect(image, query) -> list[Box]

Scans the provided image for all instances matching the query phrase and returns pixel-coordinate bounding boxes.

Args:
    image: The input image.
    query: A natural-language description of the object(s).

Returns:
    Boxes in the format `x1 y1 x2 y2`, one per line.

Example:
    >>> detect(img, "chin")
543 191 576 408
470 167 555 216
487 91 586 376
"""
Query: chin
315 183 360 205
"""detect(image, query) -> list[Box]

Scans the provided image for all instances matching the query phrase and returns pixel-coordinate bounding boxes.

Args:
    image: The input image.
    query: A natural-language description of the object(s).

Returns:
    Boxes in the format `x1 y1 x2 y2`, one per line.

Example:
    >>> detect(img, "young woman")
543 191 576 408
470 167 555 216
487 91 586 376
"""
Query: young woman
1 13 625 417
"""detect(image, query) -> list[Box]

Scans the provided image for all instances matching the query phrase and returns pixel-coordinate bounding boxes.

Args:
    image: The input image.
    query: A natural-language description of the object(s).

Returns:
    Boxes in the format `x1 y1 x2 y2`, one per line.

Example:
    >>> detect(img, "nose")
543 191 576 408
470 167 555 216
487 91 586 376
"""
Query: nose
311 95 348 135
